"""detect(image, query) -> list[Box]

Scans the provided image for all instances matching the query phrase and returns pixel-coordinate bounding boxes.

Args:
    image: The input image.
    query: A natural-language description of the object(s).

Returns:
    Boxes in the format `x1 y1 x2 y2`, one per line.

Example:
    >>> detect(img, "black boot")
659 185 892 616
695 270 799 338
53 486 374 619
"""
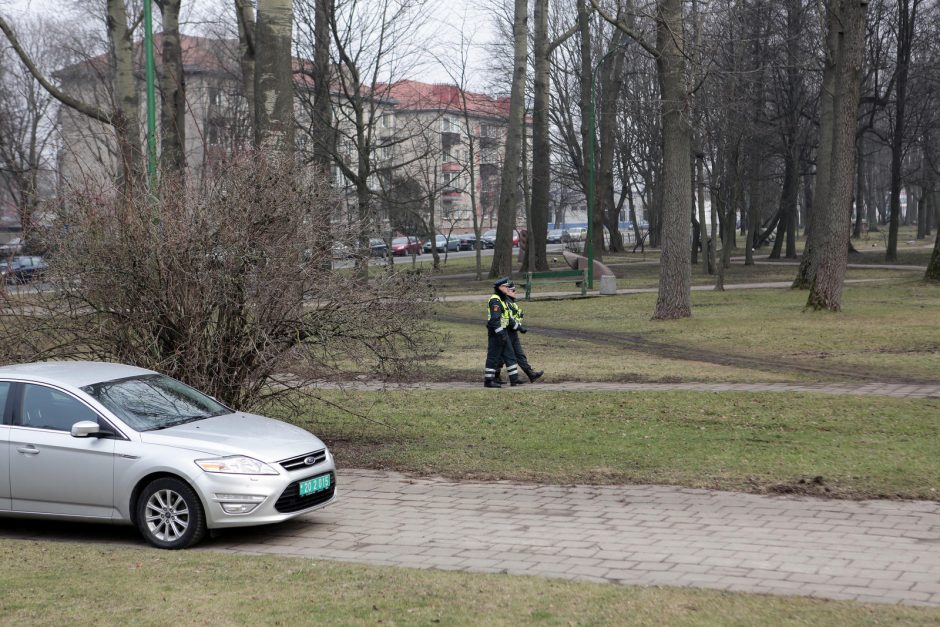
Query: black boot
527 370 544 383
484 379 502 388
494 373 507 384
509 375 526 386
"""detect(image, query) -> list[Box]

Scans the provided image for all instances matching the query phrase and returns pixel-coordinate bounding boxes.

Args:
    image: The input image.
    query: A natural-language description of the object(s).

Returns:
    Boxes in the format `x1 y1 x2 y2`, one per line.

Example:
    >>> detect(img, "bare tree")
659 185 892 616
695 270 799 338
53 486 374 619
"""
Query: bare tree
0 152 434 408
0 17 56 240
886 0 924 261
595 0 693 319
295 0 428 280
490 0 528 279
807 0 869 310
1 5 142 195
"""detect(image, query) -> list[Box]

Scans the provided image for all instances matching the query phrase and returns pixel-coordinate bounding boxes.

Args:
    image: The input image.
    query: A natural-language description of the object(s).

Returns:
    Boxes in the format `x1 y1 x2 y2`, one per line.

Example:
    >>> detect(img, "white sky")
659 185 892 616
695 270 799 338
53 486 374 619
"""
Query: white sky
2 0 499 91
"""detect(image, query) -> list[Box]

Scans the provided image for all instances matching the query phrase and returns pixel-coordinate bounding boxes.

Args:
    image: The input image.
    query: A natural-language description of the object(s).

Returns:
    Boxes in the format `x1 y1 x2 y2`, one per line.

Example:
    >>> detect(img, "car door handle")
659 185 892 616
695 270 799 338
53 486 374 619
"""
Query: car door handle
16 445 40 455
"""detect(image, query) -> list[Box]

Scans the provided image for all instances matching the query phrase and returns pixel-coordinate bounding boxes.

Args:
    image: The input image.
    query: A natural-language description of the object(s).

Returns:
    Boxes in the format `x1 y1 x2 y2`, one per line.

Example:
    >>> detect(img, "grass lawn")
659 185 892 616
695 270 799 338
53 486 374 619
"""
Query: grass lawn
277 390 940 501
2 540 937 626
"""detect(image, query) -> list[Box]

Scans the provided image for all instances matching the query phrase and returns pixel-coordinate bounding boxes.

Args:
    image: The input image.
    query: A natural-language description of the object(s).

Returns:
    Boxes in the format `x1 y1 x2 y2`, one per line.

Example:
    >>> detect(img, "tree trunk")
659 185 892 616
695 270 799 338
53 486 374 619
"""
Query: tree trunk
653 0 692 319
697 155 711 274
886 0 919 261
489 0 527 279
254 0 294 153
158 0 186 186
107 0 143 196
312 0 334 173
597 32 627 257
916 157 930 239
793 7 838 289
926 221 940 282
771 149 799 259
807 0 867 311
234 0 256 140
852 139 865 239
529 0 551 271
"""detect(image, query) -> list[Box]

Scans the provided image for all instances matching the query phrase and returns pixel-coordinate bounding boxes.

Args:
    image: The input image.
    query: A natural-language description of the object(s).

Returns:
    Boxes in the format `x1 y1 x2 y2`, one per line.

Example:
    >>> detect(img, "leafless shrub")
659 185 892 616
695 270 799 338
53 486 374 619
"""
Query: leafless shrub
0 150 435 409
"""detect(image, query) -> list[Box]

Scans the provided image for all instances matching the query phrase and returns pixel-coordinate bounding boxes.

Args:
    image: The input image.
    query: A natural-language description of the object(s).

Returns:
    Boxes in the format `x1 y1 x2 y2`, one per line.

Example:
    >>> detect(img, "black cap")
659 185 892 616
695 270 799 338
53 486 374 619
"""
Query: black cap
494 277 511 290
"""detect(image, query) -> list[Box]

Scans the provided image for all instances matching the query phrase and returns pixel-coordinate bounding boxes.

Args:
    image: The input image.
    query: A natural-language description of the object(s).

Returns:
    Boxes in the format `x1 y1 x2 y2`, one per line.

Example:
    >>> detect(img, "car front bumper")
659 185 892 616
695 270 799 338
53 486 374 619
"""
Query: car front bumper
192 463 337 529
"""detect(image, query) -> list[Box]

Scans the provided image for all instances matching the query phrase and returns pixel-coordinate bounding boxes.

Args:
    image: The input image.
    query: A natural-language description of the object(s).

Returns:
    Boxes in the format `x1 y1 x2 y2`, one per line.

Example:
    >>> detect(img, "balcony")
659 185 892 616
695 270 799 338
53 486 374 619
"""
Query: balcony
442 162 461 173
441 131 461 149
442 188 462 199
479 163 499 178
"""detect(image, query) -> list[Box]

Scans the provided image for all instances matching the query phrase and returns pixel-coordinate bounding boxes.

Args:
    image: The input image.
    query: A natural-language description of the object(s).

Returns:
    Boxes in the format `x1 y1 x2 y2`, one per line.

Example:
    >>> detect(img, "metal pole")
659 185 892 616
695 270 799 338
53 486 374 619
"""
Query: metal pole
586 70 597 290
143 0 158 198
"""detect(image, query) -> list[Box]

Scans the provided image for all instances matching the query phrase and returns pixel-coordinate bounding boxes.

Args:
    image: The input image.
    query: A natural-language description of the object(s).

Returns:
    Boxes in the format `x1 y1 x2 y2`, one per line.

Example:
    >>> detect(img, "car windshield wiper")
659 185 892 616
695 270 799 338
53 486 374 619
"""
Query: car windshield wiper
149 415 210 430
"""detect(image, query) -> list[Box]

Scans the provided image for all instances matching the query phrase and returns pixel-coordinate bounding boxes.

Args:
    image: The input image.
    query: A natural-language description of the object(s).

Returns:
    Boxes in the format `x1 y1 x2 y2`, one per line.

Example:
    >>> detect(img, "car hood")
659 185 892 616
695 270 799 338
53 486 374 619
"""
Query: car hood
139 412 326 462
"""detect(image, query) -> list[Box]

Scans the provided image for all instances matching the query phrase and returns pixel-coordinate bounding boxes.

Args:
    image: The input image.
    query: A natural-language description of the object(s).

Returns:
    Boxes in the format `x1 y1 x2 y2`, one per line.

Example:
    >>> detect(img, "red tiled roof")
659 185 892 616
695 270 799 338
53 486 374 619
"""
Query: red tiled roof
57 33 239 79
56 36 507 120
384 80 510 119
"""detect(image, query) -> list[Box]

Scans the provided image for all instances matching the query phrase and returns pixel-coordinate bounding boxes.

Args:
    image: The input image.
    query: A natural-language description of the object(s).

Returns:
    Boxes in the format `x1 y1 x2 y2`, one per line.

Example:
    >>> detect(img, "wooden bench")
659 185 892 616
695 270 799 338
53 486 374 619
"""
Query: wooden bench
522 269 588 300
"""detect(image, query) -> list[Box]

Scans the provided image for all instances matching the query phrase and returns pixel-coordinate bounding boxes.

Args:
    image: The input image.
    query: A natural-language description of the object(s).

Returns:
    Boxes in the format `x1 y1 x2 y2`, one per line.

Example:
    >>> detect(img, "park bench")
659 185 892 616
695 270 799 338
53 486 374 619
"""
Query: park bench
522 268 588 300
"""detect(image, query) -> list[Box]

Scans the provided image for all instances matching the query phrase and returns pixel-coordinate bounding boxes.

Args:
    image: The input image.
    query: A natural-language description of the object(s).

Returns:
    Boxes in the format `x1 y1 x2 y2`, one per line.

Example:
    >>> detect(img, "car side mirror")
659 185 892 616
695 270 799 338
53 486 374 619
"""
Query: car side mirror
71 420 103 438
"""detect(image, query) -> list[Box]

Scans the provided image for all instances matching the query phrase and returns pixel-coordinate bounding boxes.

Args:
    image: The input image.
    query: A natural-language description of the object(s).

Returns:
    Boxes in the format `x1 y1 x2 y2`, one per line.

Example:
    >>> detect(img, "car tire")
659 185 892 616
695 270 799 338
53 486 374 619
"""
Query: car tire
136 477 207 550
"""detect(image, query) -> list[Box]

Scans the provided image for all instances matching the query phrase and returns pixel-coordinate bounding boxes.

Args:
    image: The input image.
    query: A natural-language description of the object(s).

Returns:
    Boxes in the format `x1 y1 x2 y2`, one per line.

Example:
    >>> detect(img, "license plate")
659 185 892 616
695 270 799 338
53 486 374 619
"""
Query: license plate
299 473 331 497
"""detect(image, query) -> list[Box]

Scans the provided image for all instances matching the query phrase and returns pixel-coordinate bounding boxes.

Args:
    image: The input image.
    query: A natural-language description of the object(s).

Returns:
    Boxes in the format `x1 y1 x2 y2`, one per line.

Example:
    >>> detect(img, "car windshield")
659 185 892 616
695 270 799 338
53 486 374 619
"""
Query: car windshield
392 237 409 245
81 374 230 431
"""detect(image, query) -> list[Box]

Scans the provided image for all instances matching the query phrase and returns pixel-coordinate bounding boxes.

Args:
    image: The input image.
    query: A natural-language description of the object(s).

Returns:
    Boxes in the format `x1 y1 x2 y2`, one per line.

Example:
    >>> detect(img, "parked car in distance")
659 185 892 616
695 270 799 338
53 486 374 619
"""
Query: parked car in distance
369 238 388 257
390 236 422 256
482 229 520 247
546 229 565 244
423 234 459 253
331 242 352 259
562 227 587 242
0 237 24 258
454 234 478 251
0 361 336 549
1 255 47 284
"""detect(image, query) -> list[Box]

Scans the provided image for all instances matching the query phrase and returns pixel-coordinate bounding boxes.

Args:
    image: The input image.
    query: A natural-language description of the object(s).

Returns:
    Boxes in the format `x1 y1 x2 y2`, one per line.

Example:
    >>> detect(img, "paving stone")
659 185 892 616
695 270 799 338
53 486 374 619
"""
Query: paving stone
4 466 939 607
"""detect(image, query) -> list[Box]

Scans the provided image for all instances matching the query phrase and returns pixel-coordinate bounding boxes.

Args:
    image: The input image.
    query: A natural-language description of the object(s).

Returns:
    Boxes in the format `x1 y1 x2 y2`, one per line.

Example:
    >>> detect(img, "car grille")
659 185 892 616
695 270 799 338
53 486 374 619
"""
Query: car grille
275 472 336 513
279 449 327 471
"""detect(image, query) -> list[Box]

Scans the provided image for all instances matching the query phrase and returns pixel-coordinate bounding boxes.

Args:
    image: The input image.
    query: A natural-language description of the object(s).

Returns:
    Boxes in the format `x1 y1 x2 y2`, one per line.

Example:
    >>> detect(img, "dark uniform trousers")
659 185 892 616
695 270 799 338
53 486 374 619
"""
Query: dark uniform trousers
506 329 534 378
485 330 519 383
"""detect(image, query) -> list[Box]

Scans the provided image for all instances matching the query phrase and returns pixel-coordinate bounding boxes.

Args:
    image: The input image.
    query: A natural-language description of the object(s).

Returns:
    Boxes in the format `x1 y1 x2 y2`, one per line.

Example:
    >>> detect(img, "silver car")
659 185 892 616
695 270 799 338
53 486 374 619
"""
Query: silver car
0 362 336 549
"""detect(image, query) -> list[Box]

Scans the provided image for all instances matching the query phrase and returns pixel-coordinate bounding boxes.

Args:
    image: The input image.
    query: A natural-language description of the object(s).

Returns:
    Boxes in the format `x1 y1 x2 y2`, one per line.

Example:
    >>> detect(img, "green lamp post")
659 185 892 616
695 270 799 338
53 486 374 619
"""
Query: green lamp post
143 0 158 199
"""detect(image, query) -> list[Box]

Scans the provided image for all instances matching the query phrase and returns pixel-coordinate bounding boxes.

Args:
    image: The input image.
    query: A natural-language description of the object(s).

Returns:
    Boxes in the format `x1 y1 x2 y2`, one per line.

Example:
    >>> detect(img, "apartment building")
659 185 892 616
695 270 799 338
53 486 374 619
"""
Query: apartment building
54 35 514 231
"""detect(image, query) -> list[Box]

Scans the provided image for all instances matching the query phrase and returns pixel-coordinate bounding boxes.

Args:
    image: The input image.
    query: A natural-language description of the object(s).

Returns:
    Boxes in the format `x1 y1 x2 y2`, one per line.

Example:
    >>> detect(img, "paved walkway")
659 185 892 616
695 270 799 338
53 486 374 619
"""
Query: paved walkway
439 278 893 302
205 470 940 607
322 380 940 398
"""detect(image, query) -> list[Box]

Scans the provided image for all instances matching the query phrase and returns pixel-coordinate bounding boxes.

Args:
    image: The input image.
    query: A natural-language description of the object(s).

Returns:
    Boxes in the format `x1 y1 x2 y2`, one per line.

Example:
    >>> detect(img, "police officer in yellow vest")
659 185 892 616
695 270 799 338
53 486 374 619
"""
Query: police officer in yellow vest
502 280 543 383
484 277 524 388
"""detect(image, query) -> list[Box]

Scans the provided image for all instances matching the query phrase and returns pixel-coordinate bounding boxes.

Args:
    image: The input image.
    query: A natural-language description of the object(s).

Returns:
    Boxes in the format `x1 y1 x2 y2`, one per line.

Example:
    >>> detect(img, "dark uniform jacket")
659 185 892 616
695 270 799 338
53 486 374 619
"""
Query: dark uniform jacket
487 294 511 335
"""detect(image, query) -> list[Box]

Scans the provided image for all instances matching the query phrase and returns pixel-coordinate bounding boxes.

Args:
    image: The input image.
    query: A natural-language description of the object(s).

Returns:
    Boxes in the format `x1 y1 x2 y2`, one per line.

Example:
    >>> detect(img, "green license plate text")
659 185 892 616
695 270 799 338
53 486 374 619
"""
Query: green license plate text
299 473 331 497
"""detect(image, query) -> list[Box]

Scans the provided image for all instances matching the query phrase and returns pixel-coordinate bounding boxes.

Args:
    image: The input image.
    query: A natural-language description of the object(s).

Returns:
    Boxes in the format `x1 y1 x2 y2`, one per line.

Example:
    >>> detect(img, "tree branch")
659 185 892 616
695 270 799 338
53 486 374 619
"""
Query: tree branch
547 22 579 55
0 14 114 126
588 0 657 58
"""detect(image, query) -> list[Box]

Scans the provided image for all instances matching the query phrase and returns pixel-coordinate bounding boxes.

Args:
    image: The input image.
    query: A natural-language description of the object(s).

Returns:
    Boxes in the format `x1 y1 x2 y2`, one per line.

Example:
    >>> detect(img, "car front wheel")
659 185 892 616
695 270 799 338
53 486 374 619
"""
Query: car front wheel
136 477 207 549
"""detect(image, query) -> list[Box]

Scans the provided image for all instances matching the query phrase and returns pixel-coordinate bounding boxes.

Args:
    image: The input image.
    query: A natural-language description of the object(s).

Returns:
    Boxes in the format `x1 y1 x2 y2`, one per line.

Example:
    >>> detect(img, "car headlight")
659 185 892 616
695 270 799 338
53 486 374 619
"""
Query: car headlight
195 455 278 475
